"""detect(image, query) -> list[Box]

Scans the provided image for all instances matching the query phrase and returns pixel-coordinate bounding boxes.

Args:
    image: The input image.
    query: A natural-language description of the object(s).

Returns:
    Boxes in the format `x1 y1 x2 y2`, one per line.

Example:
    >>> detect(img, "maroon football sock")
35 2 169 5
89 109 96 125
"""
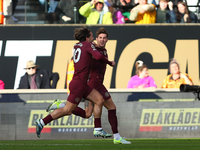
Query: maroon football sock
72 107 86 118
108 109 118 134
94 118 102 128
43 114 53 125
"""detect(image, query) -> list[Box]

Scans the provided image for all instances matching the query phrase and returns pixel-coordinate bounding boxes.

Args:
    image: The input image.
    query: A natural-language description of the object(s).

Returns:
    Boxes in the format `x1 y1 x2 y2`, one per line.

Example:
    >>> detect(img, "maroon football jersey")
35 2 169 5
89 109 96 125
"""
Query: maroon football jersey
89 47 108 81
73 41 112 83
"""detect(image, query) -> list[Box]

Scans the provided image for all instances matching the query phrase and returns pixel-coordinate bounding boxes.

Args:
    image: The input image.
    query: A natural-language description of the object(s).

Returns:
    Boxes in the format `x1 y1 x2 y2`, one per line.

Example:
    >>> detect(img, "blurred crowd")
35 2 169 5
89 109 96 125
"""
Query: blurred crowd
11 0 200 24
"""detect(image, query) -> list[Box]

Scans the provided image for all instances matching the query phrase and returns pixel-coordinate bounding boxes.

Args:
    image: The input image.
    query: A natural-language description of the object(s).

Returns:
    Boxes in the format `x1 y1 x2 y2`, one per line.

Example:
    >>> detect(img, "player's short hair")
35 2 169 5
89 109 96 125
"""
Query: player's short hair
74 26 91 42
96 27 109 38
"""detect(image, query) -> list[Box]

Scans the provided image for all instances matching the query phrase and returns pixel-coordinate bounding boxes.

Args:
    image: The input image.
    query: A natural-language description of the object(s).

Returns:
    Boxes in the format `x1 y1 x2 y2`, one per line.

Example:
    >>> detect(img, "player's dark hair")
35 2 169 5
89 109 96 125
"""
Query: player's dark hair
96 27 109 38
74 26 91 42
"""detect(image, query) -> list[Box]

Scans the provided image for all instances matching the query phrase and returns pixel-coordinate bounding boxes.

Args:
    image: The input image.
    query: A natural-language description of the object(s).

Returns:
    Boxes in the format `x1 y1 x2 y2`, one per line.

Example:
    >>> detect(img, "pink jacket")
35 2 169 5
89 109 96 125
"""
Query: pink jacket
127 75 157 89
0 80 5 89
113 11 125 24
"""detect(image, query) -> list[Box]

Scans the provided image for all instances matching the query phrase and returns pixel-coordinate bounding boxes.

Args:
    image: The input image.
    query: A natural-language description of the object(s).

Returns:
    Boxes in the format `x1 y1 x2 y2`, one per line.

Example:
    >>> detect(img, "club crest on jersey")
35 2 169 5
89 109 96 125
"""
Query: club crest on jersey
105 92 109 97
75 97 81 103
104 51 107 56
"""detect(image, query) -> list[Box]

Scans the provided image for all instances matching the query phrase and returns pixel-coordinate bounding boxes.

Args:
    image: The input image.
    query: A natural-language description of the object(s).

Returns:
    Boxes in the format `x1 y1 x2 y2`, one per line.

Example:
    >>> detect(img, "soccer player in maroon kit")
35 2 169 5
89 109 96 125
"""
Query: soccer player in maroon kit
35 26 115 138
85 27 131 144
47 27 131 144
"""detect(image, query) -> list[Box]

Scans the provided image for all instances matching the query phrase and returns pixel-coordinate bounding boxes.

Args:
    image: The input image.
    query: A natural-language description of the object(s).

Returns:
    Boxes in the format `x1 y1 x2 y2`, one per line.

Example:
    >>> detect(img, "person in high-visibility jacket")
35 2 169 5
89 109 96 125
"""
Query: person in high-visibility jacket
66 58 74 94
0 0 4 24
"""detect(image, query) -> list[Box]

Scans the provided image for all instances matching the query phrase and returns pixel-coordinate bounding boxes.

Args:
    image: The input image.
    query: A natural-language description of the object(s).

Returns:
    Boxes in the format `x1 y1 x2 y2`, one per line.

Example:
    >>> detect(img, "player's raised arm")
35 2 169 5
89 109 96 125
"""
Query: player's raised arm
89 43 114 66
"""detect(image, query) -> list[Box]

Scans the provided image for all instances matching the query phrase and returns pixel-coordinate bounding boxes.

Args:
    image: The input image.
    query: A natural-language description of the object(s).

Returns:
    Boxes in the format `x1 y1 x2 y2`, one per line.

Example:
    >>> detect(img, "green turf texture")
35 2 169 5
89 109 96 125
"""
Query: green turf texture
0 139 199 150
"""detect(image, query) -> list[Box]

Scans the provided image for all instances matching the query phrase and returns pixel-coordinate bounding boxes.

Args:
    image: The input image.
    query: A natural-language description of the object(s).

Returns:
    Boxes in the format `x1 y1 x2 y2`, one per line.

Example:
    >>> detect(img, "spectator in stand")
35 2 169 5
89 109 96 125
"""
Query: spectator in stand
116 0 135 22
176 1 198 23
39 0 72 23
156 0 176 23
0 80 5 89
57 0 79 23
107 1 125 24
162 58 193 89
129 0 157 24
79 0 113 24
169 0 182 12
18 60 59 89
127 60 157 89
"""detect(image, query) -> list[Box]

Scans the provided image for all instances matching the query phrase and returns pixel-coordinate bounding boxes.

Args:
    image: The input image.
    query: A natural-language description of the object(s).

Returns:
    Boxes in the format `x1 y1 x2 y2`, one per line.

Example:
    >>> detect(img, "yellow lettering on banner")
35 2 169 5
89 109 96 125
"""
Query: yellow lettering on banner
104 40 117 89
53 40 77 89
140 108 200 126
174 40 199 85
116 38 169 88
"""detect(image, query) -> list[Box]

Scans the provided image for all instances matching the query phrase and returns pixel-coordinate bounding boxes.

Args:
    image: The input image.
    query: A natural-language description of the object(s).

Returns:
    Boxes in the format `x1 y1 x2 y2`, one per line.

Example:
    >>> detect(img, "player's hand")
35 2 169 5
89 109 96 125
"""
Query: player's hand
110 61 116 67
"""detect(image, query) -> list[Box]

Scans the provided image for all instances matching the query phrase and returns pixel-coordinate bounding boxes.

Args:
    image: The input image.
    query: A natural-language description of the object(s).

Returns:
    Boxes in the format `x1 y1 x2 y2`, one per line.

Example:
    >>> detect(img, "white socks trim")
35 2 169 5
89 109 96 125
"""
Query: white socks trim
94 128 102 131
114 133 121 141
40 119 45 126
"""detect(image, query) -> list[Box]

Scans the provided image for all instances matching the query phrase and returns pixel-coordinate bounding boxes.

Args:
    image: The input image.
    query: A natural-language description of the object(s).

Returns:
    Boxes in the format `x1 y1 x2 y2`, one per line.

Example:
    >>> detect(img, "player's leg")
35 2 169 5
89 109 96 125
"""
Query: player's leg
35 100 77 138
35 79 87 138
85 100 93 118
103 98 131 144
85 88 104 120
85 88 111 138
46 99 92 118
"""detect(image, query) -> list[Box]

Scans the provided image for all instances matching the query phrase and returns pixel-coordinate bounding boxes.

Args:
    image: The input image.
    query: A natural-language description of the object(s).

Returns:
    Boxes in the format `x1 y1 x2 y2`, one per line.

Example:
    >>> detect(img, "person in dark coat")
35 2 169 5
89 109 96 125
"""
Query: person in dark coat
18 60 59 89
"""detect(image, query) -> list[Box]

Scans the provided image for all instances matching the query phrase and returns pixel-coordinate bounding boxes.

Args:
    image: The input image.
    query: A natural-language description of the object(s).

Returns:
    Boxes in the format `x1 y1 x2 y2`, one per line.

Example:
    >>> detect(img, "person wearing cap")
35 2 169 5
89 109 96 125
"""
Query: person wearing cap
79 0 113 24
162 58 193 88
156 0 176 23
127 60 157 89
129 0 156 24
18 60 59 89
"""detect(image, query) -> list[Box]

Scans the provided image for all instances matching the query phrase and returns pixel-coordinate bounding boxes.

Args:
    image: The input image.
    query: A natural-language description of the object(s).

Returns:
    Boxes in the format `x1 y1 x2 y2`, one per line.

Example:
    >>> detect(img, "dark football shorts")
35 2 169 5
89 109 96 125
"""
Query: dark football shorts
87 78 111 101
68 79 93 105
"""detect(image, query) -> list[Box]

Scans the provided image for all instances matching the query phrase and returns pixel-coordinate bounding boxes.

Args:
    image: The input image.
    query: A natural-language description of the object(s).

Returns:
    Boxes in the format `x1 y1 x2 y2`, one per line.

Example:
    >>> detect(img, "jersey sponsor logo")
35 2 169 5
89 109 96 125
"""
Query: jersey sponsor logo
139 108 200 132
27 110 94 133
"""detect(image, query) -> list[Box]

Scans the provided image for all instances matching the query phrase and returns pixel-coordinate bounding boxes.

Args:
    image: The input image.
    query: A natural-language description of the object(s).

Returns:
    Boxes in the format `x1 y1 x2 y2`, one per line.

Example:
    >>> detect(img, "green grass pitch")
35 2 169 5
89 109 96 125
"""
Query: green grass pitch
0 139 200 150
